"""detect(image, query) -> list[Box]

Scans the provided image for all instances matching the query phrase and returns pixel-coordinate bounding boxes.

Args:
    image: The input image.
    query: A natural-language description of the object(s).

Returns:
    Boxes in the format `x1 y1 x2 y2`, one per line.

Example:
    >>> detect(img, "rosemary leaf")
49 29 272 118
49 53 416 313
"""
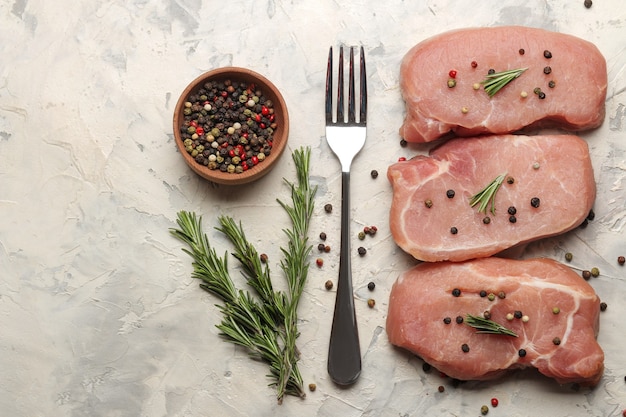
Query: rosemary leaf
481 68 527 97
169 147 315 403
469 173 507 215
465 314 518 337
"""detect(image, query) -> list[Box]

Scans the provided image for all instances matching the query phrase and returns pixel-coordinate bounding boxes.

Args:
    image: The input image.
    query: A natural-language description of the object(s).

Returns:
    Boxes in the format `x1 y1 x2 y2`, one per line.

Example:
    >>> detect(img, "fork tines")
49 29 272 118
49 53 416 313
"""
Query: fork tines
325 46 367 126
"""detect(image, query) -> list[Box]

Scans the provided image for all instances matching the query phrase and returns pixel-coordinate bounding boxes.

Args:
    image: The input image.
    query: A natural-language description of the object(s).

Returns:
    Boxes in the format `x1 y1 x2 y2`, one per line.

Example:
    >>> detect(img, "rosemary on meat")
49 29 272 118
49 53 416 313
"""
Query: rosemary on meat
170 147 316 403
481 68 527 97
465 314 518 337
469 173 507 215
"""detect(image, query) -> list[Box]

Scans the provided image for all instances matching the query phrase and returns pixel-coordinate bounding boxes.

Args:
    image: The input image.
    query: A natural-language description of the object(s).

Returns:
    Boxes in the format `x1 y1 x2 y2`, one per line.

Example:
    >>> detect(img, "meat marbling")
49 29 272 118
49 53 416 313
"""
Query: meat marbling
399 26 607 143
386 257 604 386
387 134 595 262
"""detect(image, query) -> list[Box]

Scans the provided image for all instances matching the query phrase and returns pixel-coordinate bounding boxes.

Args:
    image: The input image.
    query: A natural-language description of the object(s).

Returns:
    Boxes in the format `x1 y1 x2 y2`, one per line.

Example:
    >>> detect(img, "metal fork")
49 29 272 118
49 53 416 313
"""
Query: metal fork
325 45 367 385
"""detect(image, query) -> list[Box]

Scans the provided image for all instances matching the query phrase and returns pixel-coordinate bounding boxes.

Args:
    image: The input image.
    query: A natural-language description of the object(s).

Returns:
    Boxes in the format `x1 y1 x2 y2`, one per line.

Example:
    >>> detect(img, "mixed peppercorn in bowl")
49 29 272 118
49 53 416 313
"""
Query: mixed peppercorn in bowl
173 67 289 185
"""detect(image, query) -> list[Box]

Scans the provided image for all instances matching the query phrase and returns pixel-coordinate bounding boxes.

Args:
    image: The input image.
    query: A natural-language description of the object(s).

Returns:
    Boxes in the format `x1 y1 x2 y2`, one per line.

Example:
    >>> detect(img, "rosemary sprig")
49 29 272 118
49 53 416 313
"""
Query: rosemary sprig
481 68 527 97
465 314 518 337
469 172 507 215
170 147 317 403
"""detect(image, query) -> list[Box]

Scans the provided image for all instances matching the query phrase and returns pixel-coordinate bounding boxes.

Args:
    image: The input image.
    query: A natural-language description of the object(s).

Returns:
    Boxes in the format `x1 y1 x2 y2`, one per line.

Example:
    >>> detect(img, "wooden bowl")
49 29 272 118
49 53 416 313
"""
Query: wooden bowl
173 67 289 185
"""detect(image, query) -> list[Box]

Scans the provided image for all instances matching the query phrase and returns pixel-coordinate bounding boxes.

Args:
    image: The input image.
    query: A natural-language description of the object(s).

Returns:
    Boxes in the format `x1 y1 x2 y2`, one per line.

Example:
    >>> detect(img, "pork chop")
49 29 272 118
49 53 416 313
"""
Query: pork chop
399 26 607 143
387 134 595 262
386 257 604 386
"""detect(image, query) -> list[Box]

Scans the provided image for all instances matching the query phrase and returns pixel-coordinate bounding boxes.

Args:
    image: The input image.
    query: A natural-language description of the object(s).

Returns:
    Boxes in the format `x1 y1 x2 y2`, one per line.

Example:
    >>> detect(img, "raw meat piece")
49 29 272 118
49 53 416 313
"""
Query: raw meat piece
387 134 595 262
386 257 604 386
399 26 607 143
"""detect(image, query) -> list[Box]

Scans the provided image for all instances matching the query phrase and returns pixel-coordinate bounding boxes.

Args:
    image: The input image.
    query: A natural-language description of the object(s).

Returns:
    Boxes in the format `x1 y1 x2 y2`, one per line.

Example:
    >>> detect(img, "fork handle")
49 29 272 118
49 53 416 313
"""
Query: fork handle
328 171 362 385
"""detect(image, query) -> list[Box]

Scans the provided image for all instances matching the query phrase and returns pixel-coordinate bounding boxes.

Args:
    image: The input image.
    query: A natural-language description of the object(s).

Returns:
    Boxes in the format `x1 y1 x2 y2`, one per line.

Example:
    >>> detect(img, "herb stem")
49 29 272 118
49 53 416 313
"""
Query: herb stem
465 314 518 337
469 173 507 215
482 68 527 97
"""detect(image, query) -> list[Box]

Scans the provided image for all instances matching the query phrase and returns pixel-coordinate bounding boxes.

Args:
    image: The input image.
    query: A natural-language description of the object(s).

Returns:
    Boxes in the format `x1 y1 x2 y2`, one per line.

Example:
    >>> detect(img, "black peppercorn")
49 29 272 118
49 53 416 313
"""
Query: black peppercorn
553 337 561 345
584 0 592 8
587 209 595 221
519 49 525 55
446 189 455 198
479 290 487 297
357 246 367 256
544 50 553 59
582 270 591 280
543 66 552 74
400 139 408 147
530 197 540 208
450 226 458 234
367 281 375 291
514 310 523 319
317 243 326 252
508 206 517 215
518 349 527 357
509 215 517 223
506 176 515 184
422 362 432 372
456 316 464 324
538 91 546 99
600 302 607 311
618 256 625 265
548 80 556 88
461 343 470 353
370 169 378 179
319 232 327 241
443 317 452 324
483 216 491 224
452 288 461 297
260 253 268 263
438 385 445 393
324 203 333 213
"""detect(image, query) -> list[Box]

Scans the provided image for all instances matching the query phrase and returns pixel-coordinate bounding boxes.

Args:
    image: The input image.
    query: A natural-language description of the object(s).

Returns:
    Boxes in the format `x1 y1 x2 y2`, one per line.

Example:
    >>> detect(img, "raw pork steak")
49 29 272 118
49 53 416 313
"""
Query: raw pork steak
387 134 595 262
386 257 604 386
399 26 607 143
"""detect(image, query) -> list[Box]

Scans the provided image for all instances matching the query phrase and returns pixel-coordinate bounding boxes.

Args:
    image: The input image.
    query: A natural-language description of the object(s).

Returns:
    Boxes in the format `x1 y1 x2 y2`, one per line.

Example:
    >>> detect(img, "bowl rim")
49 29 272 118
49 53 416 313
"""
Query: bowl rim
173 67 289 185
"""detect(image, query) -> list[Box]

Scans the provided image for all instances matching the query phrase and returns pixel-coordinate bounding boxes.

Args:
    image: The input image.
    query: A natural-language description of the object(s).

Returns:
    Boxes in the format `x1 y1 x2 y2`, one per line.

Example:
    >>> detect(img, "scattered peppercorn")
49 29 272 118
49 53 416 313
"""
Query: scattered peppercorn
506 176 515 184
619 256 625 265
487 293 496 301
324 245 331 253
367 298 376 308
481 405 489 415
508 206 517 215
530 197 541 208
422 362 432 372
260 253 268 263
367 281 376 291
522 315 530 323
370 169 378 179
425 199 433 208
582 270 591 280
325 280 333 290
443 317 452 324
483 310 492 319
316 258 324 267
483 216 491 224
480 290 487 297
357 247 367 256
544 50 553 59
452 288 461 297
324 203 333 213
456 316 464 324
552 307 561 314
506 313 514 321
538 91 546 99
579 218 589 229
565 252 573 262
548 80 556 88
491 398 499 407
319 232 327 241
450 227 458 234
543 66 552 74
587 209 595 221
398 156 407 162
317 243 325 252
447 79 457 88
446 189 455 198
519 49 525 55
584 0 592 7
591 267 600 277
534 87 542 95
461 343 470 353
471 60 478 68
533 162 541 170
509 215 517 223
488 68 496 74
358 231 366 240
461 106 469 114
438 385 445 393
520 90 528 98
600 302 608 311
514 310 523 319
498 291 506 299
553 337 561 345
518 348 527 357
449 69 458 78
309 383 317 392
400 138 408 147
